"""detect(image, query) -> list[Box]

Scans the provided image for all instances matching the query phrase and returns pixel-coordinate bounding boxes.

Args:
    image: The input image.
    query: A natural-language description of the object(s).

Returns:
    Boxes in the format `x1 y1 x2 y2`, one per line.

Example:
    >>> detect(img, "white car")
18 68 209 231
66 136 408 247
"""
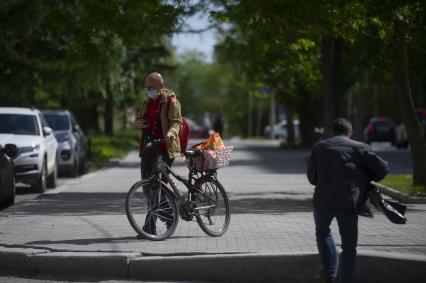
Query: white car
264 120 301 144
0 107 58 192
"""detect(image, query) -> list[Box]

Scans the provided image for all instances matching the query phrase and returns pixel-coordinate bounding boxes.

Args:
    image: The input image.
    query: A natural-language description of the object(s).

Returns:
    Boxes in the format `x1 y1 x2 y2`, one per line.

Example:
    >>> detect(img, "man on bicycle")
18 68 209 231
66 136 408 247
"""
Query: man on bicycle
134 72 183 234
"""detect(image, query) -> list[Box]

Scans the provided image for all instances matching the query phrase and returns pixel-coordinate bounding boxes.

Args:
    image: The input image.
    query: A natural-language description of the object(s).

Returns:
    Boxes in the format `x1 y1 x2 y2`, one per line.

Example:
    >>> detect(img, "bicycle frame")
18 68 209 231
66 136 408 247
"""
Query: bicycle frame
141 139 219 208
156 155 216 202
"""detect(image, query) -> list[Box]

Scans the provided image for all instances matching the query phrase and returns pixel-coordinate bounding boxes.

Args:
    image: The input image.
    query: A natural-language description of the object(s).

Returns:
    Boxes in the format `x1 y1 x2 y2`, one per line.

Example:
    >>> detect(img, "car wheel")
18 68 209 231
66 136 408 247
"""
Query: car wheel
69 155 79 178
2 178 15 207
32 160 47 193
47 163 57 188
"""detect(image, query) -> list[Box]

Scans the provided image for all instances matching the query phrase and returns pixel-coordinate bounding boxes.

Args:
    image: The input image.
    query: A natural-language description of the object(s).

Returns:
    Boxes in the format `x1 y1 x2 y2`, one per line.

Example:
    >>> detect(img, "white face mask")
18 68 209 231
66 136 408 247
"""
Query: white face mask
147 89 160 99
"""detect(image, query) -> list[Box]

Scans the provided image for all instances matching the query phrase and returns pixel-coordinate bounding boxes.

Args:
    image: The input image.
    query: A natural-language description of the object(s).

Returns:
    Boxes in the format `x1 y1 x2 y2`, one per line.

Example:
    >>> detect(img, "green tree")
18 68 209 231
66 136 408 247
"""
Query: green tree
0 0 189 136
213 0 426 187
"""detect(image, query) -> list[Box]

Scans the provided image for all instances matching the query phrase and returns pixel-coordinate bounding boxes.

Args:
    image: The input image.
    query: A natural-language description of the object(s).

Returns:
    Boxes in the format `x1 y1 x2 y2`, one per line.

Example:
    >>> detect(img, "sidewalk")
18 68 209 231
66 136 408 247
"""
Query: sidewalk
0 139 425 282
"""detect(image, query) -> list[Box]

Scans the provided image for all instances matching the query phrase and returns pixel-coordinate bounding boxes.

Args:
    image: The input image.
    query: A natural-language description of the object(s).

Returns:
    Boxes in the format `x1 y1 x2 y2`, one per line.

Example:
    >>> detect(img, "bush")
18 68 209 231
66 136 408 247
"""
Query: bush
87 129 139 169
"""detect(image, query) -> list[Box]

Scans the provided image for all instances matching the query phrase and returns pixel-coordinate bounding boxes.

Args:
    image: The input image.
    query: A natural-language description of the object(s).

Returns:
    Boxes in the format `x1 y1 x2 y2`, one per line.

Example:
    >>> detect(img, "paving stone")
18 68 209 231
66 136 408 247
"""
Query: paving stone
0 140 424 258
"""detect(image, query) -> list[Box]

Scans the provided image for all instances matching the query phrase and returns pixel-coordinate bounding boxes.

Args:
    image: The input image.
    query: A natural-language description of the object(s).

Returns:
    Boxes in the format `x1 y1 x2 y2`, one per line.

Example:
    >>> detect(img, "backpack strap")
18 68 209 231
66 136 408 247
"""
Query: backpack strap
155 101 163 136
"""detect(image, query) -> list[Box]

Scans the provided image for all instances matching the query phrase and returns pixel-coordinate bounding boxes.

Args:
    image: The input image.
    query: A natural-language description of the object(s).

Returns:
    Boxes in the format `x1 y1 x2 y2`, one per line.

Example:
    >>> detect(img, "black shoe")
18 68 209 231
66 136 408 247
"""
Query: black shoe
315 271 335 283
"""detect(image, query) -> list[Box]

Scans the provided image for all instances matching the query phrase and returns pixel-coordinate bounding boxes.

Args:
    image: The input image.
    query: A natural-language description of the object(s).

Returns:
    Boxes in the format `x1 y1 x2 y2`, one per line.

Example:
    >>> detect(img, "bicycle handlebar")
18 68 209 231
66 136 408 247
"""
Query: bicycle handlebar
145 138 169 148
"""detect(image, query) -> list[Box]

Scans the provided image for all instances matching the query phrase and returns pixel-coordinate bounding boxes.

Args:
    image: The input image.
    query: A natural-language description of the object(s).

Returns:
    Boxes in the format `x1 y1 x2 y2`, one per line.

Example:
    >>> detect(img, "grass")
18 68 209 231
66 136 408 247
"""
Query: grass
87 129 139 170
379 175 426 197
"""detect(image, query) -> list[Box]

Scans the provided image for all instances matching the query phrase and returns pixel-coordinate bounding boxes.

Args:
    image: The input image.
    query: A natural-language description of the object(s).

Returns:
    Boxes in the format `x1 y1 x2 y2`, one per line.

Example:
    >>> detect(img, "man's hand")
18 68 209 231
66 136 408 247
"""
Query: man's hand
166 133 176 140
134 120 149 129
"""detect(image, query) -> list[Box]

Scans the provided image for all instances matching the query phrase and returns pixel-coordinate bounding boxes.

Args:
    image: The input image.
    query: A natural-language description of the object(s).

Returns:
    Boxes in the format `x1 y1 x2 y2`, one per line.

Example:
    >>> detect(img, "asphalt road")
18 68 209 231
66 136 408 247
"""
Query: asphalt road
0 178 71 211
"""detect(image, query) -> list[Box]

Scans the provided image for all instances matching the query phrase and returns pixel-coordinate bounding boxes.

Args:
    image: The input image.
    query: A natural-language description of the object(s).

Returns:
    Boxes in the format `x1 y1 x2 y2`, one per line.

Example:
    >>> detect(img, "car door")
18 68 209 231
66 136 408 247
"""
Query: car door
0 151 6 199
70 113 87 160
39 114 57 173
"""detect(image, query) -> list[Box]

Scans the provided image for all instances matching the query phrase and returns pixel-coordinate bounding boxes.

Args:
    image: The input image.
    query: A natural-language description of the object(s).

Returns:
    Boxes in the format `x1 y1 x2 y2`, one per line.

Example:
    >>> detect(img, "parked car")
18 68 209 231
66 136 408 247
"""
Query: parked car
42 110 88 177
364 117 396 145
264 120 301 144
0 107 58 192
0 144 17 206
186 118 207 139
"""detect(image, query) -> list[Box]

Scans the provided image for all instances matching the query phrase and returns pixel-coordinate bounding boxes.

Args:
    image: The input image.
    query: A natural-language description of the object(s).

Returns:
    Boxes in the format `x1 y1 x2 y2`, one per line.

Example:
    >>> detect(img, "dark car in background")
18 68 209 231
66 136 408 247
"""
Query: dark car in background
42 110 88 177
364 117 396 145
0 144 17 206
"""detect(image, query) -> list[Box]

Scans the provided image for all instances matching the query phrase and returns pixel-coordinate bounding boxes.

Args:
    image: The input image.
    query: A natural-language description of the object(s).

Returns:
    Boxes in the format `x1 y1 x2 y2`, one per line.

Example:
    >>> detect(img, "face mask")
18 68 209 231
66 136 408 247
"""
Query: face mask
147 89 160 99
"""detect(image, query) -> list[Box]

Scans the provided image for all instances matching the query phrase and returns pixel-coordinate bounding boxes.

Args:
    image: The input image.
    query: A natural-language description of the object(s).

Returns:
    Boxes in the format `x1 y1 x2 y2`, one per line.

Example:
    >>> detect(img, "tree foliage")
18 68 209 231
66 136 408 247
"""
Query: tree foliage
0 0 189 133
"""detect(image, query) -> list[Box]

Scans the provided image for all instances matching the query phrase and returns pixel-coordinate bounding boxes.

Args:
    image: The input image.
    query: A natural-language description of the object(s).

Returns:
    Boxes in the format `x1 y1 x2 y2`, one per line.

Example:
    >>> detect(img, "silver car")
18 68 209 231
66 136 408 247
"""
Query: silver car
0 107 58 193
42 110 88 177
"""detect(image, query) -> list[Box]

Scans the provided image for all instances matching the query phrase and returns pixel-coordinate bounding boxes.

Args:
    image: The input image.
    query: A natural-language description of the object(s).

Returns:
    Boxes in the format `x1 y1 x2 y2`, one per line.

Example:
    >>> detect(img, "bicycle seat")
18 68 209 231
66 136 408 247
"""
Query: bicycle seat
183 150 202 158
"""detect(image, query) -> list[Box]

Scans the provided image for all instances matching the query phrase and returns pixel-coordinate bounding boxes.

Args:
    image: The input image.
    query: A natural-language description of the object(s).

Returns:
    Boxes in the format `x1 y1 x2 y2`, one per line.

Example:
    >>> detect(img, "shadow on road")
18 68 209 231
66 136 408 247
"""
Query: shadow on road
230 196 312 215
11 190 313 216
12 193 127 216
25 235 205 246
26 236 136 246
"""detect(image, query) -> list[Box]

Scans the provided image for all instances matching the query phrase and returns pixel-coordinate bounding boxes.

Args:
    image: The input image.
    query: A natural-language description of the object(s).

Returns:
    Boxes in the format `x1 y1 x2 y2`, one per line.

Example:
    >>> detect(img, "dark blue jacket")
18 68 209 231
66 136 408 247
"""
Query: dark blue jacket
307 135 389 211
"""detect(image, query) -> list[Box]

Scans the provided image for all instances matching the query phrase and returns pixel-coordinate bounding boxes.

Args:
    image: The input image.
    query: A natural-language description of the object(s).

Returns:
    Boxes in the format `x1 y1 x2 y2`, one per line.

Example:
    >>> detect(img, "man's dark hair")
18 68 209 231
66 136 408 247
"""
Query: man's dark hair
332 118 353 136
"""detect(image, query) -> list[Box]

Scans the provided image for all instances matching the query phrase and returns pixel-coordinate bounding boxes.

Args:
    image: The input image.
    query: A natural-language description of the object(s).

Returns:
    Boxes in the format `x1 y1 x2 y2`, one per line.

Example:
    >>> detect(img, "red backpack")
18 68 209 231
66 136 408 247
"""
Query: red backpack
166 96 190 153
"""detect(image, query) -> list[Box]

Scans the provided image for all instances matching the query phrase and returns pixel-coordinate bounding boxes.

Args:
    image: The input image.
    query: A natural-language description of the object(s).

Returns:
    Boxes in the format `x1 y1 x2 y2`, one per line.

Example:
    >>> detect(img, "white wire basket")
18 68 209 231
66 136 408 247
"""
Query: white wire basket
186 146 233 171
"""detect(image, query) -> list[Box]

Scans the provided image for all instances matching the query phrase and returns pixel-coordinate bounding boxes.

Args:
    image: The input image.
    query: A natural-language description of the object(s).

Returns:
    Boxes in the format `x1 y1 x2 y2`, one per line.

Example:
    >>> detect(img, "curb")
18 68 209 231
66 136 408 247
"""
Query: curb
1 249 426 282
374 182 426 204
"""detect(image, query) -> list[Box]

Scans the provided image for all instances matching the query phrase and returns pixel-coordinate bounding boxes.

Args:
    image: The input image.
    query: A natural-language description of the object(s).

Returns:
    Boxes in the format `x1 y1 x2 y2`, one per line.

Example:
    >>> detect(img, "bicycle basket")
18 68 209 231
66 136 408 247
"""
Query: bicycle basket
186 146 233 171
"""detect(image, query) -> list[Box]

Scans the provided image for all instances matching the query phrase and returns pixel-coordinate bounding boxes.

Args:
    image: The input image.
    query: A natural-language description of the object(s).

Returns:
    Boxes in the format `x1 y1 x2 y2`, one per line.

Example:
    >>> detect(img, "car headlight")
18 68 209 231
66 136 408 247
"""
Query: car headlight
20 144 40 154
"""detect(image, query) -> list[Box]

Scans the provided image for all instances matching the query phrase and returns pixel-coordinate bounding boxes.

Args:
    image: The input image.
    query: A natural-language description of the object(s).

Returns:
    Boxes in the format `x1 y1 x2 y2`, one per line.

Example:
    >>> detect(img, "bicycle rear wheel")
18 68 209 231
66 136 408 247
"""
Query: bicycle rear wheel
194 178 230 237
126 180 178 241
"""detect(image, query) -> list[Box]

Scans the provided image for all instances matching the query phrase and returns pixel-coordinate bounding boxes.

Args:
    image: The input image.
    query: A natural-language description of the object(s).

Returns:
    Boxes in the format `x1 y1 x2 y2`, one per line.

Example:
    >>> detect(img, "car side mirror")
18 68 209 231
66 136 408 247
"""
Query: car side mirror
43 126 53 136
4 144 18 158
73 125 80 132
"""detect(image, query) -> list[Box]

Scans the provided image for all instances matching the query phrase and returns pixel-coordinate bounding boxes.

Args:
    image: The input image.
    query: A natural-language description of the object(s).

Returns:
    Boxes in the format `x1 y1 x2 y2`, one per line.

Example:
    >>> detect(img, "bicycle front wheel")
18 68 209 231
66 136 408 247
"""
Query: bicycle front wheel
194 178 230 237
126 180 179 241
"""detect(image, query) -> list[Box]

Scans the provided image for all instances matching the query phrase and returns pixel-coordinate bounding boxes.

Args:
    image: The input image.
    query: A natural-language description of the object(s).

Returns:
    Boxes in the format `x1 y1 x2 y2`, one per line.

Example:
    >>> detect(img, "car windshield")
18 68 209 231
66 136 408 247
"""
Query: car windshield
0 114 40 136
43 113 70 131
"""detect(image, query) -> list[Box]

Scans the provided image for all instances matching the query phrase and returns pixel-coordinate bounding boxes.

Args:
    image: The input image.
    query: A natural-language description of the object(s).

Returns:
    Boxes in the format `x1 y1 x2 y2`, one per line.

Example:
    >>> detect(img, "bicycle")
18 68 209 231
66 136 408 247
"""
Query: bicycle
125 138 231 241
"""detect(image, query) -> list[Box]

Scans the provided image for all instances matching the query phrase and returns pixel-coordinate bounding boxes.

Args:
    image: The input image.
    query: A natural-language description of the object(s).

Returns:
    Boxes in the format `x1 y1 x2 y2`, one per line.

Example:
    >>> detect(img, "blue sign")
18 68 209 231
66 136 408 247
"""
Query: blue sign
259 86 269 95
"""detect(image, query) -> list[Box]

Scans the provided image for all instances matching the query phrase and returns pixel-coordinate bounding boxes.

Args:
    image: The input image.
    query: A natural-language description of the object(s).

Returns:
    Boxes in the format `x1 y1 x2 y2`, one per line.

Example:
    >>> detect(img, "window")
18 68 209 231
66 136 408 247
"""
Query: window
0 114 40 136
43 113 70 131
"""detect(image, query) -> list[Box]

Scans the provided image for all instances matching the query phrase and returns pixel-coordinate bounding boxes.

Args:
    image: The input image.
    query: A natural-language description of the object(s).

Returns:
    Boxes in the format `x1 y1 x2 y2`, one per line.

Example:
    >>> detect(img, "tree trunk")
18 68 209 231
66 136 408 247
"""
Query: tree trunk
104 80 114 136
321 35 342 137
353 72 366 142
297 79 315 146
393 20 426 187
286 106 295 146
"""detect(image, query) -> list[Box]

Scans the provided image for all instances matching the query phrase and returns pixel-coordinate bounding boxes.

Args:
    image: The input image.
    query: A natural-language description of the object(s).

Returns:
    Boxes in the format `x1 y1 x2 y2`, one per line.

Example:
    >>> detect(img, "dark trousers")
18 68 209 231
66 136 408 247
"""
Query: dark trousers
140 149 174 234
314 209 358 283
140 149 174 179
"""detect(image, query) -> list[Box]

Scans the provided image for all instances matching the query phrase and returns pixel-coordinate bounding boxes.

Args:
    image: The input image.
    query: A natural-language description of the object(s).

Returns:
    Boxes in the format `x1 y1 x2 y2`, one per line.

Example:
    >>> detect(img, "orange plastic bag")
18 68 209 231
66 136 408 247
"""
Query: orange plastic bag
193 132 225 150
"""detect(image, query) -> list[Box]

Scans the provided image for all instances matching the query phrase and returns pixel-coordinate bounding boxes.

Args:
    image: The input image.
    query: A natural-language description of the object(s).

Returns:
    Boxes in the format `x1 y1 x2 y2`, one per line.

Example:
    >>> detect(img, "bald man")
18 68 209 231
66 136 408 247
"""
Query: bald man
135 72 183 176
134 72 183 235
